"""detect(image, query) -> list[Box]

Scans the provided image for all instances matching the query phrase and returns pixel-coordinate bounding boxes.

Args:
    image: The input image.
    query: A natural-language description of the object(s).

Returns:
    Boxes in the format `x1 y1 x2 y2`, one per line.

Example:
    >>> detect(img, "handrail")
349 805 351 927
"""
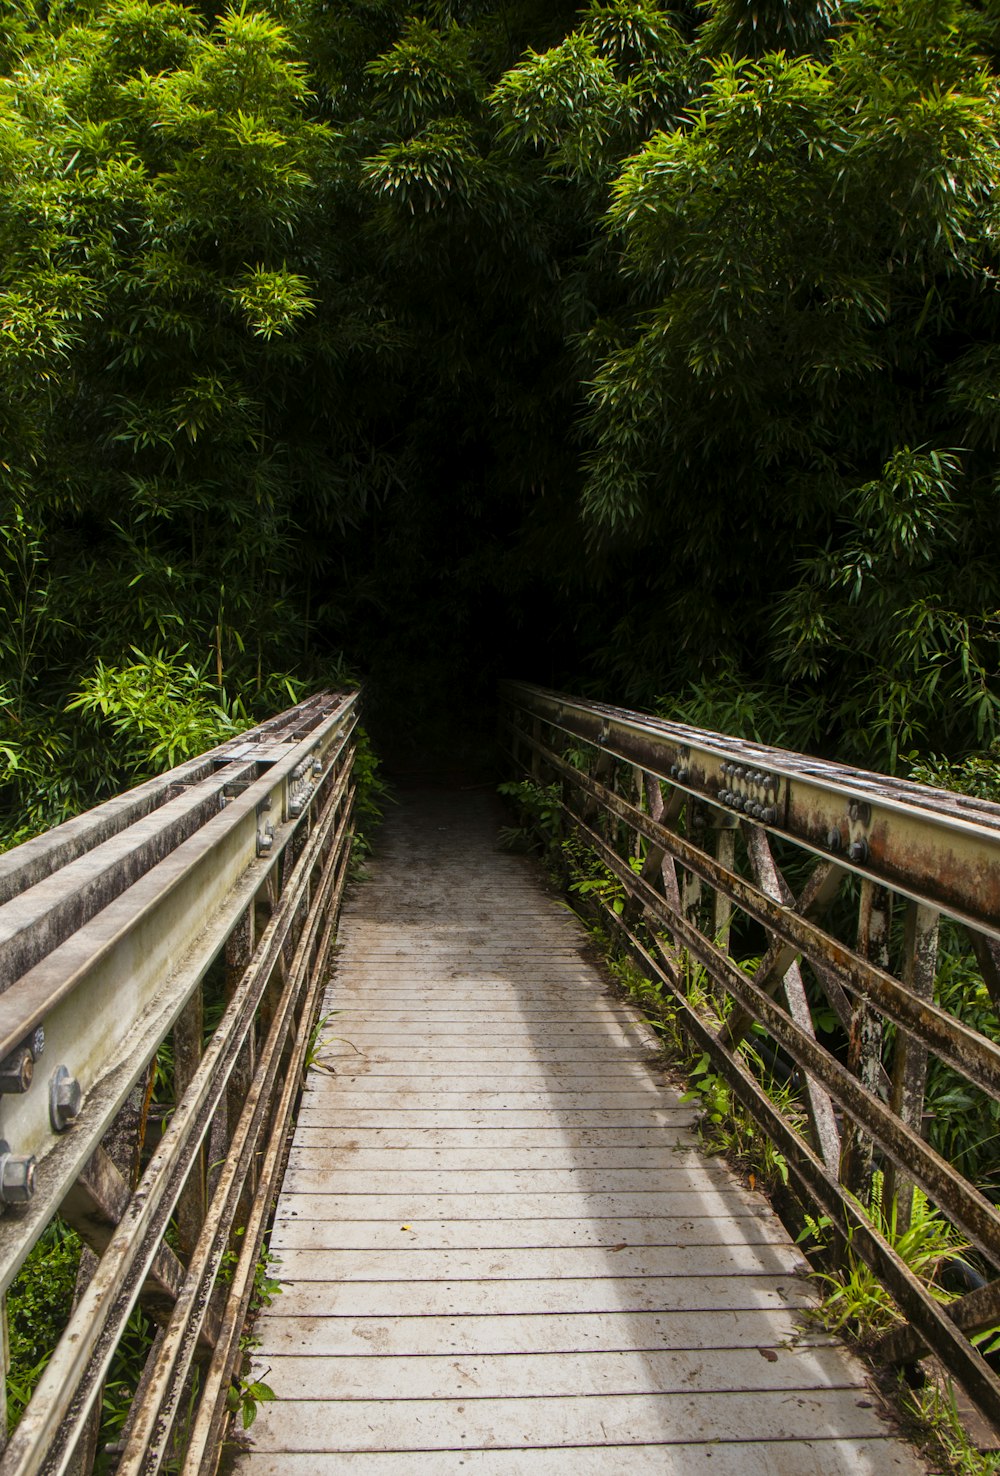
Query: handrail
501 680 1000 1431
0 692 360 1475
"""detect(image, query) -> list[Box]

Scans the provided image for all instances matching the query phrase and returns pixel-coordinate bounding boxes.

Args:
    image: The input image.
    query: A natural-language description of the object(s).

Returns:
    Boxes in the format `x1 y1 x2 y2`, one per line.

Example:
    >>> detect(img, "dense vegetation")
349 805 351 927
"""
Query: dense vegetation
2 0 1000 836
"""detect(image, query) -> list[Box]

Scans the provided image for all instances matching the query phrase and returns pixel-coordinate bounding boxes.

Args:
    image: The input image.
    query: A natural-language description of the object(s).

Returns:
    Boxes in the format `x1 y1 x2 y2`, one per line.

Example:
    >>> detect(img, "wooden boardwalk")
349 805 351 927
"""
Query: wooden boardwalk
234 791 926 1475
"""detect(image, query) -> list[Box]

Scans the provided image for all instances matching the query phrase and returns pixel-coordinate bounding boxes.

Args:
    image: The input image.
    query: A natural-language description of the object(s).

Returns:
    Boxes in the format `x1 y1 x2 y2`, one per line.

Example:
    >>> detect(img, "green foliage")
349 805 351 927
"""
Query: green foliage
805 1175 972 1339
6 1221 82 1428
226 1372 276 1430
66 647 247 777
903 1376 1000 1476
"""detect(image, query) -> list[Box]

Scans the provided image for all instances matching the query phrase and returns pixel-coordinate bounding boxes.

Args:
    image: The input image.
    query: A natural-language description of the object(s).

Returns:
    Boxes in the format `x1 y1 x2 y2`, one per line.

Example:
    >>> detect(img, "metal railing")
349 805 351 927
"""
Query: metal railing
0 691 360 1475
502 680 1000 1429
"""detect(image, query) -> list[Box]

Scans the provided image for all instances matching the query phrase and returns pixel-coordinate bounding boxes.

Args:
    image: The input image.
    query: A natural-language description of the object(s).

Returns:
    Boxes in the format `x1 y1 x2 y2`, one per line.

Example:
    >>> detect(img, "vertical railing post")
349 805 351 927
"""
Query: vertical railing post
174 990 205 1257
842 879 892 1203
711 819 737 955
884 901 940 1234
226 906 257 1225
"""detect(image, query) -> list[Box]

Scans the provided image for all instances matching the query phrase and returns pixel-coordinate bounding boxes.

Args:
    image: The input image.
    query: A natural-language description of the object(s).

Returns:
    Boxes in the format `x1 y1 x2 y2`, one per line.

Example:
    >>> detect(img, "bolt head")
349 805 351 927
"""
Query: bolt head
848 838 870 865
50 1066 82 1132
826 828 842 853
0 1142 36 1204
0 1049 33 1095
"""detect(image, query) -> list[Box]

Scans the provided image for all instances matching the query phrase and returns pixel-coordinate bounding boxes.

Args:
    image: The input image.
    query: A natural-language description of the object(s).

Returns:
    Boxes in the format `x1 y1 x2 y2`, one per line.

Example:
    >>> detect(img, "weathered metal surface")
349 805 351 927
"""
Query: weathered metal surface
0 696 336 909
0 693 359 1476
569 801 1000 1270
502 682 1000 1432
503 682 1000 938
0 695 357 1295
520 728 1000 1103
235 791 925 1475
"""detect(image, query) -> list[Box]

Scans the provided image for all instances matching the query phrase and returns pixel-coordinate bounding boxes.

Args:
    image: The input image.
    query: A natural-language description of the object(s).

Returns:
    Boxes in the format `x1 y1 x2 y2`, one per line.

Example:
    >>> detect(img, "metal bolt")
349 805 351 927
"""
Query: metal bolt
31 1027 44 1059
677 767 690 785
0 1048 33 1095
257 823 274 856
49 1066 82 1132
826 828 842 853
669 764 679 779
288 794 305 818
848 838 870 865
761 806 777 825
312 757 322 776
0 1140 36 1205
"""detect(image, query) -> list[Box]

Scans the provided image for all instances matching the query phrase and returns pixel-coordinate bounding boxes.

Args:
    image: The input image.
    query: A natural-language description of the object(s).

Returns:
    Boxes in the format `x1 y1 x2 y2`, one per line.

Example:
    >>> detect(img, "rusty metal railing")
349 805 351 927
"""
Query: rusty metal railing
502 680 1000 1429
0 691 360 1475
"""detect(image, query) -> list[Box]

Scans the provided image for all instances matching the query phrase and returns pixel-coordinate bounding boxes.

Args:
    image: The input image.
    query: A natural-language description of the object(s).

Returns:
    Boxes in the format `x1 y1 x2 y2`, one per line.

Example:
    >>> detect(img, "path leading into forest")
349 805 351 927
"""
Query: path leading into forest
233 790 926 1475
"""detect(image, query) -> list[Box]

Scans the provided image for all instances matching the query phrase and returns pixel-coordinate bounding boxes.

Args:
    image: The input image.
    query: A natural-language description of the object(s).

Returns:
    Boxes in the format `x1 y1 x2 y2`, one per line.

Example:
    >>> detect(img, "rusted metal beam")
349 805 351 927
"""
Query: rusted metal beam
841 880 892 1201
722 856 847 1051
511 726 1000 1105
741 827 841 1174
503 682 1000 939
562 797 1000 1270
880 1276 1000 1367
59 1146 219 1351
883 902 940 1233
0 695 358 1297
502 684 1000 1433
592 904 1000 1431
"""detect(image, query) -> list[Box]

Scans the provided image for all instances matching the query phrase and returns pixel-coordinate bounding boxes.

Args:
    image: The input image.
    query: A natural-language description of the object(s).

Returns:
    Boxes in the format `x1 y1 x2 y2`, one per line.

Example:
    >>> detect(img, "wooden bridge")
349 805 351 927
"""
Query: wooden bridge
0 686 999 1473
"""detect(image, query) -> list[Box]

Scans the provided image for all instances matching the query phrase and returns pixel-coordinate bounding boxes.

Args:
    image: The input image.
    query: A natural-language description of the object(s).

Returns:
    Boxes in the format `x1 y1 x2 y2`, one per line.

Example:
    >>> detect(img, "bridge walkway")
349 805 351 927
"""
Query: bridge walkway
234 790 926 1475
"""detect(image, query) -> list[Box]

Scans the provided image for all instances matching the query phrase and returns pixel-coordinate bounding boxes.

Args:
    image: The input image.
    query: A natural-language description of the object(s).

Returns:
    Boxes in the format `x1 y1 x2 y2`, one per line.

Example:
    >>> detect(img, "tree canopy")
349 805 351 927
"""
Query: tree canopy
1 0 999 833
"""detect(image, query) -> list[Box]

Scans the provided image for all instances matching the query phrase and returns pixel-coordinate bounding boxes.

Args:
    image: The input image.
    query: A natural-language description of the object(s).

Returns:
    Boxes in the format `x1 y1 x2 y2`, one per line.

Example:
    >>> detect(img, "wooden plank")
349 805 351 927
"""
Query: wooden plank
253 1345 864 1399
292 1092 680 1112
301 1072 671 1091
272 1242 807 1281
268 1215 793 1251
252 1308 834 1357
283 1146 722 1171
293 1109 696 1129
235 1442 923 1475
311 1061 667 1079
289 1126 698 1149
241 1390 901 1449
270 1275 817 1319
266 1190 777 1221
279 1167 748 1195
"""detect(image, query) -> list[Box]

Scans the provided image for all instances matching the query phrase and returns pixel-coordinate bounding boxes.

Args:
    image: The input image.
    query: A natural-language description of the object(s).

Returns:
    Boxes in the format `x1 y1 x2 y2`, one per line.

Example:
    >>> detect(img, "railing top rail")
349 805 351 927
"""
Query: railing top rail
503 681 1000 938
0 690 356 907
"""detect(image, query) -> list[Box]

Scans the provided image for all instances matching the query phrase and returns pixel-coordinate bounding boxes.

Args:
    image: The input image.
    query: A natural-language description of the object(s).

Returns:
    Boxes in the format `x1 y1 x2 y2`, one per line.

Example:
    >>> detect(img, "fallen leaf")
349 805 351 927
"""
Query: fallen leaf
758 1348 778 1363
608 1242 628 1252
748 1172 756 1190
400 1225 412 1231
